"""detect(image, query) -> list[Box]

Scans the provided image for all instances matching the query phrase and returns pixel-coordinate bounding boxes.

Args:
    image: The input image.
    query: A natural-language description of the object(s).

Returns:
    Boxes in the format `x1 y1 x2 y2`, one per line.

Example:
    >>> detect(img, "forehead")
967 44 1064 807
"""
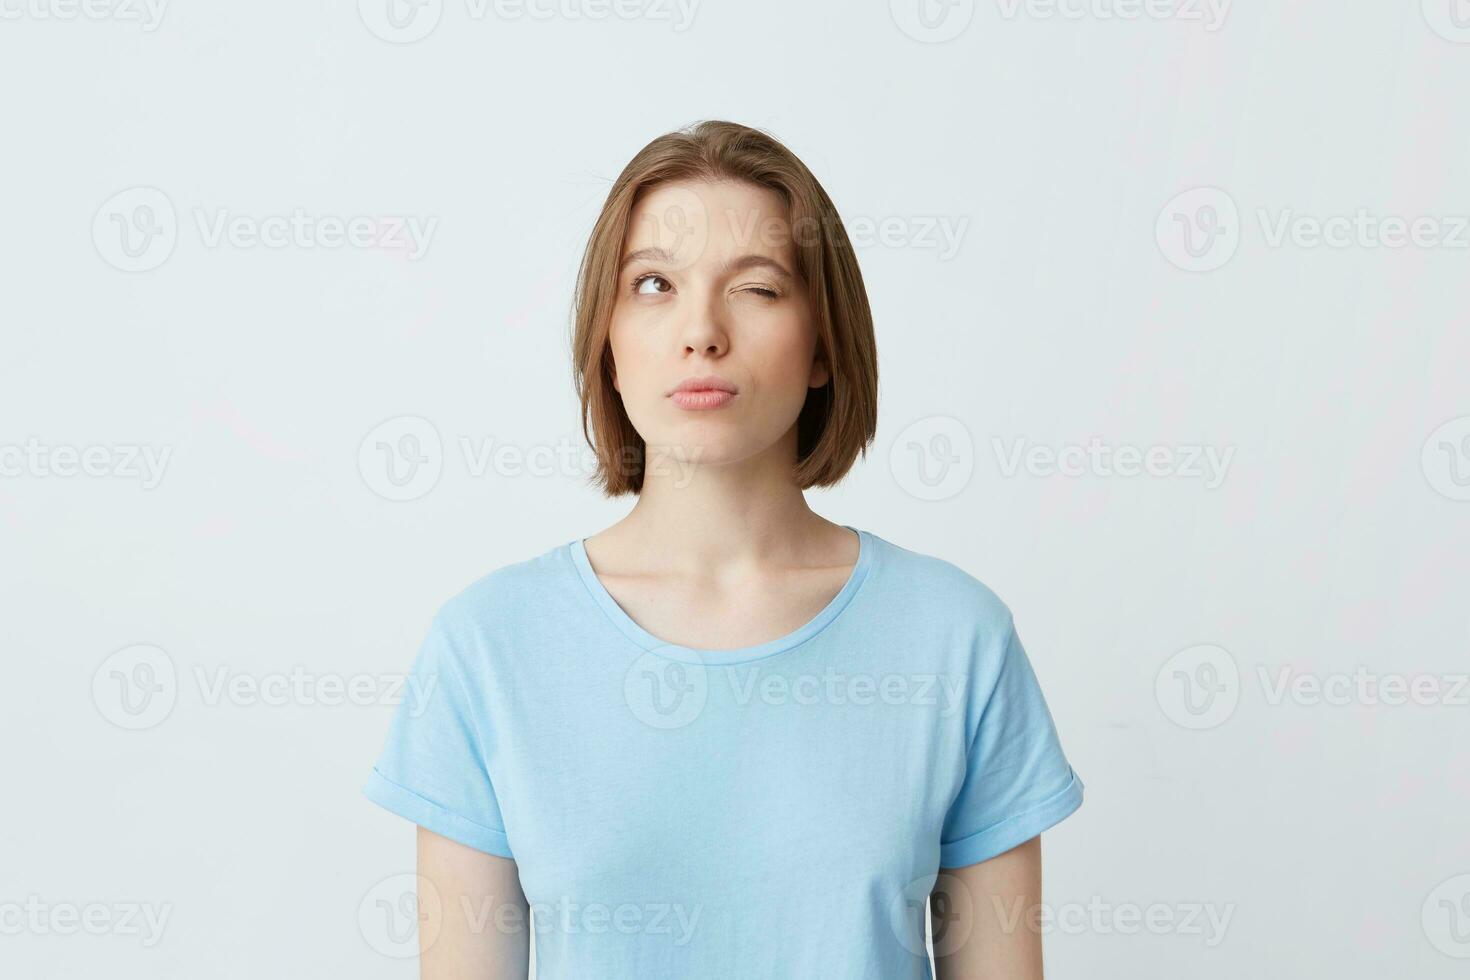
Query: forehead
623 178 795 266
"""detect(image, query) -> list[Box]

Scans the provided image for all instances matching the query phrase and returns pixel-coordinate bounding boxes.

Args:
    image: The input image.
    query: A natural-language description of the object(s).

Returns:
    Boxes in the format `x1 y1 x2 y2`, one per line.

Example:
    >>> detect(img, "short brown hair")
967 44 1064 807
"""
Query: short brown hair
571 119 879 496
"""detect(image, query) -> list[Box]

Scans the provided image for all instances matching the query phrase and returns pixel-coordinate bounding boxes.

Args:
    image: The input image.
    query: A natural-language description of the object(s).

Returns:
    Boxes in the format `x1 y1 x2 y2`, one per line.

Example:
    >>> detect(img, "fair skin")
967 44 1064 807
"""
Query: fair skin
416 828 528 978
932 838 1046 980
415 177 1046 978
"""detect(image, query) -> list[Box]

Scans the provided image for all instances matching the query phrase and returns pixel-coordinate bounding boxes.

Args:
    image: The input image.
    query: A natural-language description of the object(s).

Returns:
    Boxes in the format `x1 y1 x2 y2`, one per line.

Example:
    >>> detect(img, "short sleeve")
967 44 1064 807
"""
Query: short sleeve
939 622 1083 868
362 612 514 858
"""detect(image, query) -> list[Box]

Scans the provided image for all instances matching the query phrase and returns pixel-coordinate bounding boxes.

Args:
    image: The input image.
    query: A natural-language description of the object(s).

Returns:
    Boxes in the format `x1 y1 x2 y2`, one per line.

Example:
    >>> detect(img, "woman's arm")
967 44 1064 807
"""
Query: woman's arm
931 835 1045 980
416 826 530 979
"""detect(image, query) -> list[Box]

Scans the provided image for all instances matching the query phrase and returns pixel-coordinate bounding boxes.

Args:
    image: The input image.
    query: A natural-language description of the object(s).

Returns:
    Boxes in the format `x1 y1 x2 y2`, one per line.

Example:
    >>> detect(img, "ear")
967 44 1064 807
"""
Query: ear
808 355 830 389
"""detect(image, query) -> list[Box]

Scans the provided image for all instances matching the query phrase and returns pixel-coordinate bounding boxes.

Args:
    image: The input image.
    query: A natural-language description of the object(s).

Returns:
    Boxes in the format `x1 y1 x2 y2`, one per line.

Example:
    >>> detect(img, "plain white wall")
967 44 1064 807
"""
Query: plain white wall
2 1 1468 976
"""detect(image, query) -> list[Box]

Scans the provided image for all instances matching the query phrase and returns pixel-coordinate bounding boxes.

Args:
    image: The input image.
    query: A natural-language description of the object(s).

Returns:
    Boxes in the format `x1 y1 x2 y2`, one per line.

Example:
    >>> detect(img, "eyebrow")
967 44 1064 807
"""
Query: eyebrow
619 246 795 282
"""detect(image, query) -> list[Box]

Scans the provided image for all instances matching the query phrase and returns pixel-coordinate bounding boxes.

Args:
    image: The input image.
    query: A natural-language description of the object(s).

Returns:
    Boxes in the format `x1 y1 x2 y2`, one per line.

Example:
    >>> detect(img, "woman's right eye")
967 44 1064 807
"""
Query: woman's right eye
630 273 672 295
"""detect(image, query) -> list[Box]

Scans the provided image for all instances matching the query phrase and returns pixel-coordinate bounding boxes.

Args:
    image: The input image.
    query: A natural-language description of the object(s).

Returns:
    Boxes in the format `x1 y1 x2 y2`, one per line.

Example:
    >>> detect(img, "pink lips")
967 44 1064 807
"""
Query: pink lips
669 375 738 410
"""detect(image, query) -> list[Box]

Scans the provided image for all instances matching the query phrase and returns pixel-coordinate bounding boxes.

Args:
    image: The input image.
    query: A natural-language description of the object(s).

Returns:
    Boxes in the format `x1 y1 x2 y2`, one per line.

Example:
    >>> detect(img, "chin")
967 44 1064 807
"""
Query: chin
640 427 766 472
644 437 737 470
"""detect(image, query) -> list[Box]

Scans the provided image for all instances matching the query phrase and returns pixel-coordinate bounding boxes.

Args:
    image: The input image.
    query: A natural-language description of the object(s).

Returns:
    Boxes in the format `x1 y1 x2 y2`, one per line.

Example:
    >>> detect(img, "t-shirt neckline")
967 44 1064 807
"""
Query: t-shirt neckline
567 525 874 666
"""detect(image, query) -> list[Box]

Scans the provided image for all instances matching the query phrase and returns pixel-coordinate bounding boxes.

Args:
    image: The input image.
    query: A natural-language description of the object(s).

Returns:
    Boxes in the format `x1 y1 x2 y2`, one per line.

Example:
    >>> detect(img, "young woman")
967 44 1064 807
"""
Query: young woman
364 120 1084 979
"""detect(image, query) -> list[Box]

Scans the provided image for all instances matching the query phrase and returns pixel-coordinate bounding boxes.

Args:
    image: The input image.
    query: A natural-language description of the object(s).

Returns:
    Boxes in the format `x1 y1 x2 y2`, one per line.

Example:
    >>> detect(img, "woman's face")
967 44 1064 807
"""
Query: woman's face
608 178 828 477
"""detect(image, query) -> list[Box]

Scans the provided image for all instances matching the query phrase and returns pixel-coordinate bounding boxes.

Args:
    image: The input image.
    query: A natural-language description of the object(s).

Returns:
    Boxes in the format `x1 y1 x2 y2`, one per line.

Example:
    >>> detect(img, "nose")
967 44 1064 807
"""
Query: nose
677 290 729 358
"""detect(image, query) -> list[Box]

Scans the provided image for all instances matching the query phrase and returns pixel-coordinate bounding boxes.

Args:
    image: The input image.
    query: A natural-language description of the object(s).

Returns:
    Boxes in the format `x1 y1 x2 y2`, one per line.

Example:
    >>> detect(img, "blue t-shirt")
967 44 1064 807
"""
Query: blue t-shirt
364 526 1083 977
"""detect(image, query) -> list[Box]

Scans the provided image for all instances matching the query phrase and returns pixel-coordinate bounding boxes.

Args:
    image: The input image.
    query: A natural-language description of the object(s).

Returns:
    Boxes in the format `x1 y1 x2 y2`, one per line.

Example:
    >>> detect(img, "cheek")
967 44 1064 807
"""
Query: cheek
607 320 649 394
757 315 819 385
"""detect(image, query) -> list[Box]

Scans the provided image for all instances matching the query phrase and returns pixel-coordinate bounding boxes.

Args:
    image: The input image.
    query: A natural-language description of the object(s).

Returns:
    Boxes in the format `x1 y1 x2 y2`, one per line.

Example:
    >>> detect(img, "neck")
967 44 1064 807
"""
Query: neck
609 431 835 569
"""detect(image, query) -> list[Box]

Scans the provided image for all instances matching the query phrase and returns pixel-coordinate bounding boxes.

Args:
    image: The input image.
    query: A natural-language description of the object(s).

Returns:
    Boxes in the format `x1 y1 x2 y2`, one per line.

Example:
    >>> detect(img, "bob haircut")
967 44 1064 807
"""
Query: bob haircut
571 119 879 496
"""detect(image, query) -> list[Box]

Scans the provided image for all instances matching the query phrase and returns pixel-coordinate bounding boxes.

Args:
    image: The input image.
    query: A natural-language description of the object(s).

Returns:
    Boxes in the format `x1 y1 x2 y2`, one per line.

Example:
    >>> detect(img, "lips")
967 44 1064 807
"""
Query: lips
670 375 737 395
669 375 738 410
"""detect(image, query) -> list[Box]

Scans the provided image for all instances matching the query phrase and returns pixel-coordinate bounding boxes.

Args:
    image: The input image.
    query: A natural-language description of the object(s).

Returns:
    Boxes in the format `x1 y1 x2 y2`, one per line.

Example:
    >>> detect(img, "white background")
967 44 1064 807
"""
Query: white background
3 1 1469 976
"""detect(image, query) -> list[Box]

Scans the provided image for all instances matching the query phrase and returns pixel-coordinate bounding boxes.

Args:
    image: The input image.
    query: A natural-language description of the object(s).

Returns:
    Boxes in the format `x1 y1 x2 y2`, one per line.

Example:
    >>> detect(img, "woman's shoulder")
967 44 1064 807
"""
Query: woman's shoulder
428 539 575 635
865 529 1015 633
